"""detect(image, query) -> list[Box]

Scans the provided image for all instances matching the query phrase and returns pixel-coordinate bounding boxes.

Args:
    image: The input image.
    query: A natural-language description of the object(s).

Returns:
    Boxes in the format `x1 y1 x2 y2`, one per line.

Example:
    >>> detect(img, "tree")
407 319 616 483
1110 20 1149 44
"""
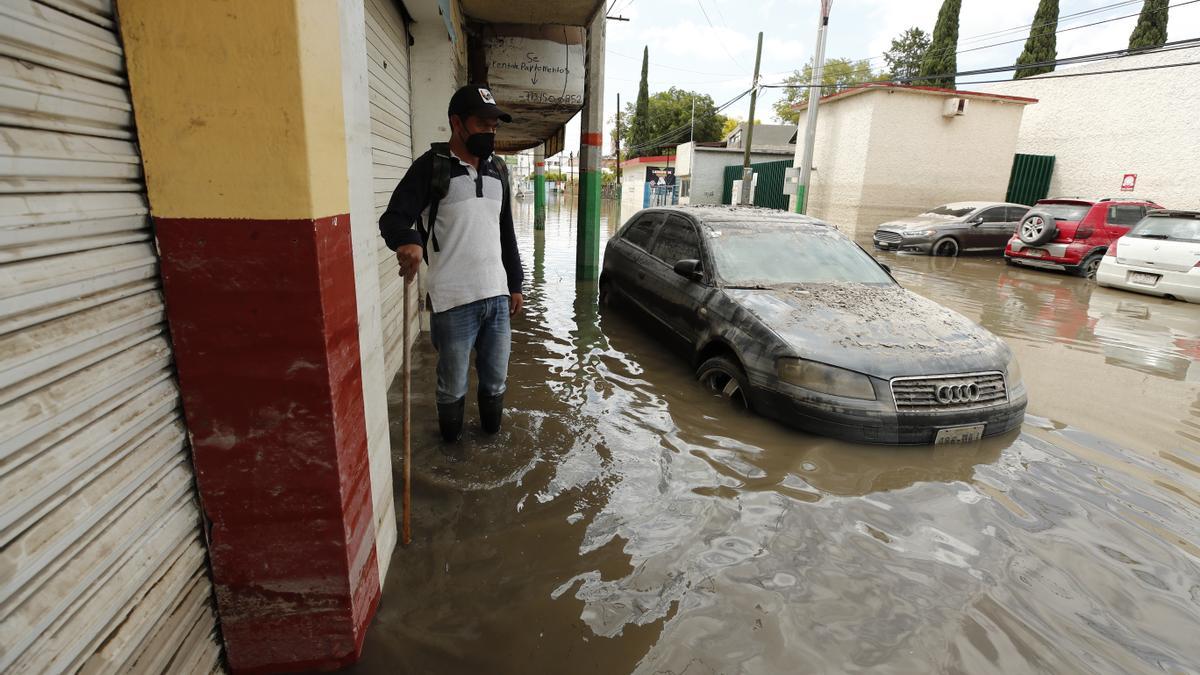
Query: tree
720 116 762 138
884 27 931 82
631 47 652 155
1128 0 1169 50
619 88 729 157
917 0 961 89
771 58 881 124
1014 0 1058 79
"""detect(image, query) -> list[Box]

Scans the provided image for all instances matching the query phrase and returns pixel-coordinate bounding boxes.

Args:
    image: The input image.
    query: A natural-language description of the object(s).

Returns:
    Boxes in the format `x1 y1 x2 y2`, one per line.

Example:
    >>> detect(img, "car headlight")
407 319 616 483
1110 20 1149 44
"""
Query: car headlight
777 359 876 400
902 230 937 238
1006 354 1023 389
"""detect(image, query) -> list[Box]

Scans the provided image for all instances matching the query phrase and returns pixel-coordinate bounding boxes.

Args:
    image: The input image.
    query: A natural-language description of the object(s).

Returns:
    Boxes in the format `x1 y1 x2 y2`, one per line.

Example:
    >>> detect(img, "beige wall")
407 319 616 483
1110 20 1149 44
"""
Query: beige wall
408 0 467 151
981 48 1200 211
793 88 1028 240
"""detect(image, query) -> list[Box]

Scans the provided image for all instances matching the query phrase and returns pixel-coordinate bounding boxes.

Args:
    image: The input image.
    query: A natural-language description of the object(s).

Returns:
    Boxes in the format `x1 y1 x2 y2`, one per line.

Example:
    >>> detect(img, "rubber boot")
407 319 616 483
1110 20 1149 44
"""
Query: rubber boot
437 397 465 442
479 392 504 434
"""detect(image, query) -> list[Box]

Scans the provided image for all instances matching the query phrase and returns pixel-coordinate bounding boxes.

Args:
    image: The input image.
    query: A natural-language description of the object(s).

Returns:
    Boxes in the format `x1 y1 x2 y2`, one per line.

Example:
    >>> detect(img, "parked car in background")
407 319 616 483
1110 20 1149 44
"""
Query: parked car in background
1004 197 1164 278
1097 210 1200 303
601 206 1027 445
873 201 1029 256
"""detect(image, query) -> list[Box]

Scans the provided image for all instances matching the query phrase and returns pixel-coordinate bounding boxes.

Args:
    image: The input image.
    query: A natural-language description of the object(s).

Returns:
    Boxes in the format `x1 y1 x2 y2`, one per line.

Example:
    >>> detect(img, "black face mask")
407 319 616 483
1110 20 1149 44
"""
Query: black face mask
464 132 495 159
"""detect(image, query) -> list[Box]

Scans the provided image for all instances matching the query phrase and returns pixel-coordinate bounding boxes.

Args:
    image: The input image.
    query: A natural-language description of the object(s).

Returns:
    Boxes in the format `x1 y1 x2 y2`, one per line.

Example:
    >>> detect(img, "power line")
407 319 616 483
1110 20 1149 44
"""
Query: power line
760 39 1200 90
695 0 747 72
624 87 752 153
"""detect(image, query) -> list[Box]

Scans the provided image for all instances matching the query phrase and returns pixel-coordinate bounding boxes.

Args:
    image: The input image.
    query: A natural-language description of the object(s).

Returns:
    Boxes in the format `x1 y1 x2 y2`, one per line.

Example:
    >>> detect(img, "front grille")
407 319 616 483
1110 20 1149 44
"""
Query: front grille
890 372 1008 412
874 230 902 243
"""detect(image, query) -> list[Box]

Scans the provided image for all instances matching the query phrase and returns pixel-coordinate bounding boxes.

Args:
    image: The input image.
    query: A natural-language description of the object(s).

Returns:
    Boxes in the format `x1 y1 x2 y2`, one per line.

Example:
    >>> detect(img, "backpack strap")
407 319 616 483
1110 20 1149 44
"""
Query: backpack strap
422 142 454 261
491 154 510 192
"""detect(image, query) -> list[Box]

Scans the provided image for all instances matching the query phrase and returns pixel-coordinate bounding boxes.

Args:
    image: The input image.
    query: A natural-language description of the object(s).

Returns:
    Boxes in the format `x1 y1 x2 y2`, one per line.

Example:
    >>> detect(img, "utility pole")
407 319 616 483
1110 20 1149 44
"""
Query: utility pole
796 0 831 214
534 143 546 230
576 6 606 281
739 31 763 206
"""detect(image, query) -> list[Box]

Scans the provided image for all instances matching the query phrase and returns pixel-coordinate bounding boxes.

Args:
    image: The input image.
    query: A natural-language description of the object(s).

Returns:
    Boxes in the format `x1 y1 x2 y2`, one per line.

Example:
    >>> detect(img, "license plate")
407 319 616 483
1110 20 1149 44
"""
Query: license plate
1129 271 1160 286
935 424 985 445
1024 248 1045 258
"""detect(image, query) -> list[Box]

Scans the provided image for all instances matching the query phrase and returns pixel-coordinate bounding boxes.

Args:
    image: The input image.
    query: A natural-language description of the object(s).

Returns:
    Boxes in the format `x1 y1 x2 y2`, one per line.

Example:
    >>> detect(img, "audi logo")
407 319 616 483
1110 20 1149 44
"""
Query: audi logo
936 383 980 404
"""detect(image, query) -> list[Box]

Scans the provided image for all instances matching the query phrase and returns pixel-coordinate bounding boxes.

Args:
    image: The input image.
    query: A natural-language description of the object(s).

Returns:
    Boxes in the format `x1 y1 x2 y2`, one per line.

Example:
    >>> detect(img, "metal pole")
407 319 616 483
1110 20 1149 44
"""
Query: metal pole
690 95 695 144
739 31 763 206
796 0 831 214
534 143 546 229
615 92 622 184
576 7 606 281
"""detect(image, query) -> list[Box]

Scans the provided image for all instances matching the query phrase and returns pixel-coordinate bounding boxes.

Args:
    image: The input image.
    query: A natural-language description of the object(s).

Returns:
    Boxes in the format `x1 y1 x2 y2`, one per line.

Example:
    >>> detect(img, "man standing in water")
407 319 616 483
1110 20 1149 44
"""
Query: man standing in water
379 85 524 442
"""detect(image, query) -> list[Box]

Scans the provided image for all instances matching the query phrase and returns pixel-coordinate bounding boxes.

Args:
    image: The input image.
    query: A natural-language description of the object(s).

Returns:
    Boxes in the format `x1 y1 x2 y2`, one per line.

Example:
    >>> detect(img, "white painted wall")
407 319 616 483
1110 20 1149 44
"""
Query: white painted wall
686 148 793 206
407 0 467 151
792 88 1028 239
620 178 644 221
337 0 395 584
981 47 1200 211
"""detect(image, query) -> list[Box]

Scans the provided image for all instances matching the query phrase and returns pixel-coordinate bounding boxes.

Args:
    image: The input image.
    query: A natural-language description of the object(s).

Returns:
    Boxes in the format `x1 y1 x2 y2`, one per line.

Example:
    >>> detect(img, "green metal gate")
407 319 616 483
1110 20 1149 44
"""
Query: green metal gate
722 159 793 209
1005 154 1055 205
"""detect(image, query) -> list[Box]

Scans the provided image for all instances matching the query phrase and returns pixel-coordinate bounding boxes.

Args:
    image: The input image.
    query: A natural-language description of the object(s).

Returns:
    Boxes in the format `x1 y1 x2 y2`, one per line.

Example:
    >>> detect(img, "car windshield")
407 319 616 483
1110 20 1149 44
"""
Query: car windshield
919 205 975 218
1129 216 1200 243
1037 203 1091 221
709 227 895 286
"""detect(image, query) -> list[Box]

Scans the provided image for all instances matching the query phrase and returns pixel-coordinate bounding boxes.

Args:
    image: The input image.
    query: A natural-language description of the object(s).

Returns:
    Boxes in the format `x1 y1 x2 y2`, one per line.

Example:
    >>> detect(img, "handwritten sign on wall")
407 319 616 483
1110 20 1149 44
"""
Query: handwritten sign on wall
486 36 585 107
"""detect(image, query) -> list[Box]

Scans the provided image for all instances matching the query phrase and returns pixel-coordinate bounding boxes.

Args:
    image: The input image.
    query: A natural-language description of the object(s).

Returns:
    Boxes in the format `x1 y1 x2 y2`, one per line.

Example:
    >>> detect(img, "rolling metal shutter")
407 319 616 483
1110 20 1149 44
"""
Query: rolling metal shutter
0 1 222 672
366 0 419 382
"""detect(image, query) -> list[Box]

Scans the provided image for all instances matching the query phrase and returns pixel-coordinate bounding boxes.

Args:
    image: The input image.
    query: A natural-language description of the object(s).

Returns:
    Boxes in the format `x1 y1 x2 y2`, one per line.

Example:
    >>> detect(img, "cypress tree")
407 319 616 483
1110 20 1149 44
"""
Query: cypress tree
1014 0 1059 79
917 0 962 89
1128 0 1169 50
631 47 651 157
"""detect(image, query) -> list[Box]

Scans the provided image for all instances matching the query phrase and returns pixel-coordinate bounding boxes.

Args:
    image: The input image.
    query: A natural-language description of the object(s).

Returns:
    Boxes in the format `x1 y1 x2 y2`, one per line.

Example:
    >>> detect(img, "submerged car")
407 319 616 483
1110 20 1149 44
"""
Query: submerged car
601 206 1027 445
1005 197 1164 278
1097 210 1200 303
873 202 1029 256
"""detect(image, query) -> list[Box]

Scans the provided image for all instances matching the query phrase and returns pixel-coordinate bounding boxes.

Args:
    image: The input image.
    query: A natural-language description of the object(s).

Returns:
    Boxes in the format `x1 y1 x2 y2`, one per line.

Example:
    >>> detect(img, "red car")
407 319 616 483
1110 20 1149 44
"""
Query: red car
1004 197 1164 278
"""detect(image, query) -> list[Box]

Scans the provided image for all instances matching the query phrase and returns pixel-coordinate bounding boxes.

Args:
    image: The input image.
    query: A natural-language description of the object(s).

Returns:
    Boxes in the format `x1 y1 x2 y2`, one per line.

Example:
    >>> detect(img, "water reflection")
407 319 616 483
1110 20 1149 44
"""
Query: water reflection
355 202 1200 675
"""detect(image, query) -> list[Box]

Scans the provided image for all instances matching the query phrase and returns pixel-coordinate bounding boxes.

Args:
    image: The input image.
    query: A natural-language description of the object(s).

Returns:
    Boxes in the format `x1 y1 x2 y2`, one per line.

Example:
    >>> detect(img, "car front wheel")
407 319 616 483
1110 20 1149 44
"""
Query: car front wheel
932 237 960 257
697 355 751 410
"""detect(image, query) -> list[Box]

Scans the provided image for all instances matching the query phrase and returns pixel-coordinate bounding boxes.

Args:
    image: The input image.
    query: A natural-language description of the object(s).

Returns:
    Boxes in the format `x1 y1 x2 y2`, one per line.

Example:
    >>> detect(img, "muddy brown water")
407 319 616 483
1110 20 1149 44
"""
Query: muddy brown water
351 198 1200 674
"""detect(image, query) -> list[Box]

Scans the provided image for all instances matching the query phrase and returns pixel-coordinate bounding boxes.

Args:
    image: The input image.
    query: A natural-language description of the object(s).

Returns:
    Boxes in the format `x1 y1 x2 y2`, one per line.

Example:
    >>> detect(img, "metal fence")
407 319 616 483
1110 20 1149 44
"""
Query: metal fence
650 184 680 206
1005 154 1056 205
722 159 793 209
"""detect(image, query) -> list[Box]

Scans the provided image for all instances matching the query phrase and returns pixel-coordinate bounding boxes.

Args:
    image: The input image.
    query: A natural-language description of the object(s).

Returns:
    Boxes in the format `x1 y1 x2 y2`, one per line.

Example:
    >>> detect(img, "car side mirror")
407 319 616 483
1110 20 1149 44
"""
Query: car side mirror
970 216 983 226
673 259 703 282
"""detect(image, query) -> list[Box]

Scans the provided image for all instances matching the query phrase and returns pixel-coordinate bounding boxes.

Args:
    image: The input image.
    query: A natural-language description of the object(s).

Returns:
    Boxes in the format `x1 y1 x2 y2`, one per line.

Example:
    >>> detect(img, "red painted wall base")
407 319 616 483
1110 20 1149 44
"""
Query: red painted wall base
155 214 380 672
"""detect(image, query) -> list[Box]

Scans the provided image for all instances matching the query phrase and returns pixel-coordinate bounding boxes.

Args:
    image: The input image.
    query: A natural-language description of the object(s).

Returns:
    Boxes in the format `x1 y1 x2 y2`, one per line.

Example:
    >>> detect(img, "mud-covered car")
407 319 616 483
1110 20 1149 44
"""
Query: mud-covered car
873 201 1029 256
600 206 1027 445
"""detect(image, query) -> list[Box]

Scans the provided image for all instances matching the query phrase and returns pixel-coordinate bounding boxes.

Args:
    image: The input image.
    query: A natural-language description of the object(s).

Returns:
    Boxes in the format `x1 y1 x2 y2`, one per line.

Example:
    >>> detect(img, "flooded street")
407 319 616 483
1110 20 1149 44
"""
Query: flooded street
353 198 1200 674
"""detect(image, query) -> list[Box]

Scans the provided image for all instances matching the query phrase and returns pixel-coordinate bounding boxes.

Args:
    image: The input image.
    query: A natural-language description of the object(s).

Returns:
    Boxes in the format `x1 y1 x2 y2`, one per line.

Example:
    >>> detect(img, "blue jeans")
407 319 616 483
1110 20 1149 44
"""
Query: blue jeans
429 295 511 404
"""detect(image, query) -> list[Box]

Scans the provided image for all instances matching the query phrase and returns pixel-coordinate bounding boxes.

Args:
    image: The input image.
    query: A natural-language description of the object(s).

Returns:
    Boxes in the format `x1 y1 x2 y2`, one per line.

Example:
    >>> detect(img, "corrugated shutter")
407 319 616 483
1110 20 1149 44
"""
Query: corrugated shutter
366 0 418 383
721 159 793 210
0 1 223 672
1006 153 1056 206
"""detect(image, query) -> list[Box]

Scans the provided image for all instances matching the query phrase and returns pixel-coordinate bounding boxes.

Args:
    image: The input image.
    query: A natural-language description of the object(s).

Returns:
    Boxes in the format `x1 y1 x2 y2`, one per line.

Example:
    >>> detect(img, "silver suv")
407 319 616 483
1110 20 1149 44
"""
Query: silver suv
873 201 1030 256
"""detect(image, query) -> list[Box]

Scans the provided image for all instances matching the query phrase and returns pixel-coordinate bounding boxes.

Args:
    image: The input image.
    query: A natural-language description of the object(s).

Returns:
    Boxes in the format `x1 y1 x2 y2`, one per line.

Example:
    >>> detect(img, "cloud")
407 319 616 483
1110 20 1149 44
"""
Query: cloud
638 20 757 64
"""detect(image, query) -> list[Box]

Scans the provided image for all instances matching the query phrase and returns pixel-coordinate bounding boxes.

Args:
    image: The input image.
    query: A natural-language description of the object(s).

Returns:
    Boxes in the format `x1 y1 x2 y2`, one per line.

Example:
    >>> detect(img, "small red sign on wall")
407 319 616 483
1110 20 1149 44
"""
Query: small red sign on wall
1121 173 1137 191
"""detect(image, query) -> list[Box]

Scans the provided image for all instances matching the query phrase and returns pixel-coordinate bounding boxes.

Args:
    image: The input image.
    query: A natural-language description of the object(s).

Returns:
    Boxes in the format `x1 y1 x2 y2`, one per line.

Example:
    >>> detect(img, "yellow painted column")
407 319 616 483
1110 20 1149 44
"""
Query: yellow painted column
119 1 382 670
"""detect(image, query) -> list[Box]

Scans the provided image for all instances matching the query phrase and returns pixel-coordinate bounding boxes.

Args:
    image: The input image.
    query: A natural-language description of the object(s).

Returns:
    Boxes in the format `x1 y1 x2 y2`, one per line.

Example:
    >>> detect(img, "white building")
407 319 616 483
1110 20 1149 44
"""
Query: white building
675 142 795 205
979 46 1200 210
791 84 1036 239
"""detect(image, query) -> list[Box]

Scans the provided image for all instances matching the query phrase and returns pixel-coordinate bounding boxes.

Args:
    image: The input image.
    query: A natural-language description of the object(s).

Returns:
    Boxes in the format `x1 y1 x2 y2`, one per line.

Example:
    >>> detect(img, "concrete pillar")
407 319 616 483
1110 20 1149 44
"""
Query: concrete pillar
119 2 383 670
534 143 547 229
575 8 606 281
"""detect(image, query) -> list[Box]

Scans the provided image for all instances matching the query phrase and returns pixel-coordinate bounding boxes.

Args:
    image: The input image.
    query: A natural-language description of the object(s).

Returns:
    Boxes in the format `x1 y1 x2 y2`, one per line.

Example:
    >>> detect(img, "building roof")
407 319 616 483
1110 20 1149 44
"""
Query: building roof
792 83 1039 112
619 154 675 168
724 122 797 147
694 145 794 156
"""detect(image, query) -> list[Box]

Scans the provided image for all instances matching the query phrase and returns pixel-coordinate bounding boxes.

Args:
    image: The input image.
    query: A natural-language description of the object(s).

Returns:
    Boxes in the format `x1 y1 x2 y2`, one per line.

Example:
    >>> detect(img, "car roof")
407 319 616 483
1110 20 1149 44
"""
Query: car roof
1147 209 1200 218
640 205 832 231
930 201 1016 210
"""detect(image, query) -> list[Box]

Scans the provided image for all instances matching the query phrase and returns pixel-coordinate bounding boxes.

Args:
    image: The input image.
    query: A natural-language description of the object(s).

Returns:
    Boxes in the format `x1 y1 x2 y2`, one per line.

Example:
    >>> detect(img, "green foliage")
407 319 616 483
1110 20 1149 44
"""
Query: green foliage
1014 0 1059 79
917 0 962 89
544 171 567 182
631 47 652 155
1128 0 1169 49
884 27 931 81
721 116 763 138
771 58 883 124
620 87 729 158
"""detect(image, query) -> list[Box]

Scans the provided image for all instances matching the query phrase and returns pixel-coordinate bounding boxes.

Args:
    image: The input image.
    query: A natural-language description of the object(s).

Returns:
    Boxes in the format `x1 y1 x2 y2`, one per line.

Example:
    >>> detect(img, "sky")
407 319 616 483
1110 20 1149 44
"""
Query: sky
554 0 1200 158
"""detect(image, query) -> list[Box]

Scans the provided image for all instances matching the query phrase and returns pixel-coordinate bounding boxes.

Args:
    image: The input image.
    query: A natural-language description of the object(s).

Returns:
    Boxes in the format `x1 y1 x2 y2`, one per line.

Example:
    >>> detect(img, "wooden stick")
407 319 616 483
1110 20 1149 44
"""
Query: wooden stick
401 270 413 546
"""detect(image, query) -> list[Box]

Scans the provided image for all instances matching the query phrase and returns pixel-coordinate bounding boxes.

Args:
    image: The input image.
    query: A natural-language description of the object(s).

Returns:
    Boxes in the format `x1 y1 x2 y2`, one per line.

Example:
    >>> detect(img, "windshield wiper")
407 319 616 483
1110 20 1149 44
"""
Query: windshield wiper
724 284 773 290
1136 233 1170 239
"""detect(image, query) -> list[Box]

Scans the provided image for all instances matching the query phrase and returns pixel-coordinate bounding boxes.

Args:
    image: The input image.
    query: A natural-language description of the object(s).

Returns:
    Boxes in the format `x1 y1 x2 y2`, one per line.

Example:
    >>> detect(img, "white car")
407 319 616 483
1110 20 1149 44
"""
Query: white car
1096 210 1200 303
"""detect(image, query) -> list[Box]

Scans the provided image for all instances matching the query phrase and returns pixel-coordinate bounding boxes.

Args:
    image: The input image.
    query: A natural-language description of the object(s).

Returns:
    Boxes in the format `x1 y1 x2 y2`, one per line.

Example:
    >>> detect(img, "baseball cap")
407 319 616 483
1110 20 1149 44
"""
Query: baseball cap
448 84 513 123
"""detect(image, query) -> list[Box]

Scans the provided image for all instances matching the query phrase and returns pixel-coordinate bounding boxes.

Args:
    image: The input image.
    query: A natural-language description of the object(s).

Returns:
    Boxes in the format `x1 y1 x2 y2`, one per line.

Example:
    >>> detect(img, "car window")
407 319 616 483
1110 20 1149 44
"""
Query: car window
649 216 701 266
1129 216 1200 243
1107 205 1146 226
622 214 660 250
1037 203 1090 221
709 227 894 286
1005 206 1029 221
978 207 1009 223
